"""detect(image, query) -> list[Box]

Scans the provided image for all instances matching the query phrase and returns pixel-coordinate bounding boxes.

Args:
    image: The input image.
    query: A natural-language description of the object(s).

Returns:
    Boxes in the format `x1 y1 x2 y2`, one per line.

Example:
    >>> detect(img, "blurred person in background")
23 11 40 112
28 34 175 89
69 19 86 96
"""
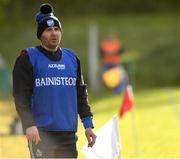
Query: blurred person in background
0 54 11 96
100 33 127 93
13 3 96 158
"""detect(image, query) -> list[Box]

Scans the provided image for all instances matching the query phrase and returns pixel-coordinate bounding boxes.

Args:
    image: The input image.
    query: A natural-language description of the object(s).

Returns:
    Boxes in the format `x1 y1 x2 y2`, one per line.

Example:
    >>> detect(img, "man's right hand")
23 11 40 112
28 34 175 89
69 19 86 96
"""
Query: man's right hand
26 126 41 145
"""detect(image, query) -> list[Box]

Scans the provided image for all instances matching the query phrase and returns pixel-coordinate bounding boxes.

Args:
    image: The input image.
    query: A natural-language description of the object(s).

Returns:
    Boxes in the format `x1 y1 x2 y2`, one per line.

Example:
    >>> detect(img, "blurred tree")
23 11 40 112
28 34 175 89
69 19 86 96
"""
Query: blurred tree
0 0 180 25
0 0 12 23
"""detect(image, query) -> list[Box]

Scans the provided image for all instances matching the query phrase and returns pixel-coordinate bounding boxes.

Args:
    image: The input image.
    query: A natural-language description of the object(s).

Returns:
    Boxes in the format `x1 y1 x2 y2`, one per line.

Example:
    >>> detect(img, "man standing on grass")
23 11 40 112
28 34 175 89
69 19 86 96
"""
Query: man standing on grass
13 3 96 158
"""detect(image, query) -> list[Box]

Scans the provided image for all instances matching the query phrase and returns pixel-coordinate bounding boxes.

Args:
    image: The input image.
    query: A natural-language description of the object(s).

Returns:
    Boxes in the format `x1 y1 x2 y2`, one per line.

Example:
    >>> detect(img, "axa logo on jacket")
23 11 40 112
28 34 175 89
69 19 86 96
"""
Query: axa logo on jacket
48 63 65 70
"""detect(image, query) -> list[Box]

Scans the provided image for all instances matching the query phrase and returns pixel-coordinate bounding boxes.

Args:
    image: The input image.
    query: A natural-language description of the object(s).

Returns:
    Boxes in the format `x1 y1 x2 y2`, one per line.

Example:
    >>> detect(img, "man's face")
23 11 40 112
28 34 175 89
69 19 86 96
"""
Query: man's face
40 26 61 50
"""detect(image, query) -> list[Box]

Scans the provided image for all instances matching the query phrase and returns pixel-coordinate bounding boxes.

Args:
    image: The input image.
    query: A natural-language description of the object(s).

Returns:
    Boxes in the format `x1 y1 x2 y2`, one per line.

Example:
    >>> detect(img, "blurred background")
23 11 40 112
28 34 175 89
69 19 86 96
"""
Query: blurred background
0 0 180 158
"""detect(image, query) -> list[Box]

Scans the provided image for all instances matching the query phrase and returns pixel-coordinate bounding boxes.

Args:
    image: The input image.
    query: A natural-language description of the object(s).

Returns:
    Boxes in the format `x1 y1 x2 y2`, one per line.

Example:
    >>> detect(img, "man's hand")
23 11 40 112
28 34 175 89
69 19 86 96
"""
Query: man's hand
85 128 96 147
26 126 41 145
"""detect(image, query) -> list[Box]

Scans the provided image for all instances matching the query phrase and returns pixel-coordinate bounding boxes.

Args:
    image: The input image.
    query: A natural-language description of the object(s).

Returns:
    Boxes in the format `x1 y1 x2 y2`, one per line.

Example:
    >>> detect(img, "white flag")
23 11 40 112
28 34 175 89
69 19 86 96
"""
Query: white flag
82 115 121 159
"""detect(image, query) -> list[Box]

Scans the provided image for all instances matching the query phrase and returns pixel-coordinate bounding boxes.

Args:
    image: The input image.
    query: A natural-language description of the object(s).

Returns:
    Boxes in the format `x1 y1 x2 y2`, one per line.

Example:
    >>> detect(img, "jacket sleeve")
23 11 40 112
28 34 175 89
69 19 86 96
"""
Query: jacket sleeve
13 50 36 130
76 57 94 128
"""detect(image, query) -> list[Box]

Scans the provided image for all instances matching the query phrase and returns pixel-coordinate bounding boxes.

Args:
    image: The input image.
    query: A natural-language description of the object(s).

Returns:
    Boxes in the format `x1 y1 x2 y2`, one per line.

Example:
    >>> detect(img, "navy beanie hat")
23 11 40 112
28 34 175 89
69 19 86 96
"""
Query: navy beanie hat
36 3 62 39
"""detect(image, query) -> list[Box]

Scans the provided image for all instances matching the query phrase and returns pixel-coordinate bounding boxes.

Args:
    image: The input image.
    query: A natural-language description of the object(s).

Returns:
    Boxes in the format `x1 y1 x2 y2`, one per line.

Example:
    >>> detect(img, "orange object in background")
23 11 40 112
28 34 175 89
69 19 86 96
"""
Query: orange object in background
100 34 123 65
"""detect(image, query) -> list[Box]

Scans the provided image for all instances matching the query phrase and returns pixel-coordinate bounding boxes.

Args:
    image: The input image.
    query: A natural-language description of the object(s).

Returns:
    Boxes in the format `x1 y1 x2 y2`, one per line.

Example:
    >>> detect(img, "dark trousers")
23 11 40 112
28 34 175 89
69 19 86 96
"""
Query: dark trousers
28 129 78 158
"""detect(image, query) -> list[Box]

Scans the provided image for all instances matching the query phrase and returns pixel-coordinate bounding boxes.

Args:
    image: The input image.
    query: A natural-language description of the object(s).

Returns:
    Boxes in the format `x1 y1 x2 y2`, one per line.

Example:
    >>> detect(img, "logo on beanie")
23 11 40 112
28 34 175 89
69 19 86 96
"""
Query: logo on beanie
47 19 55 27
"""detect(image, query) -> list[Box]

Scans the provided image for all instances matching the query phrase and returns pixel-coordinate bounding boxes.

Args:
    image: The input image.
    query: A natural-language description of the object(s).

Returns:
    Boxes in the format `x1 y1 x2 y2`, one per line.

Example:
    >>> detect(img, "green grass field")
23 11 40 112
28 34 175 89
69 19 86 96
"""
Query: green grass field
0 87 180 158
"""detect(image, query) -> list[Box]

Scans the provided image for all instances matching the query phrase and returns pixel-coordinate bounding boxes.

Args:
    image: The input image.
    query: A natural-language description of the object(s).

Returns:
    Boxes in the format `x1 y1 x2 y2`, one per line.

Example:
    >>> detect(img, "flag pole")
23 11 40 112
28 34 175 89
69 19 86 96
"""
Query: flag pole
119 62 139 156
126 63 139 155
130 109 139 155
119 84 139 156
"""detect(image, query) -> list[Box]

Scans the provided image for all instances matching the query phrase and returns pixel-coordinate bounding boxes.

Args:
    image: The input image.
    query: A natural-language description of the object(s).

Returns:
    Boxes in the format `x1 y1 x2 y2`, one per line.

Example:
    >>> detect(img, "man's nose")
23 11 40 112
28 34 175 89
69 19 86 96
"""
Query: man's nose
51 29 57 35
